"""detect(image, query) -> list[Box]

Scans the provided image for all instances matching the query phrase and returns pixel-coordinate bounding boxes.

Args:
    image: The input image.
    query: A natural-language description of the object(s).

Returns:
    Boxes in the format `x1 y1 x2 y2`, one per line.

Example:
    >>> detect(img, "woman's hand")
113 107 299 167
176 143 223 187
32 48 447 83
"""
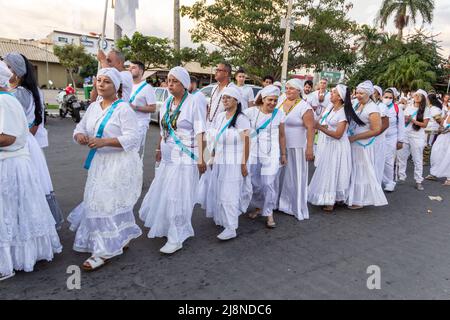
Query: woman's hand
75 133 89 145
155 149 162 162
305 147 314 161
396 142 403 150
87 137 106 149
280 154 288 166
241 164 248 177
198 161 207 175
348 135 357 143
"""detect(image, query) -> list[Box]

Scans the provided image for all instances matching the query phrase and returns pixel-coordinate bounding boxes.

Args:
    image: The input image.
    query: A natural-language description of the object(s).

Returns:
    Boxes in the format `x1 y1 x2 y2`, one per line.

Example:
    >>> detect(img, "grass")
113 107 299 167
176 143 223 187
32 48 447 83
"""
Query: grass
46 104 59 110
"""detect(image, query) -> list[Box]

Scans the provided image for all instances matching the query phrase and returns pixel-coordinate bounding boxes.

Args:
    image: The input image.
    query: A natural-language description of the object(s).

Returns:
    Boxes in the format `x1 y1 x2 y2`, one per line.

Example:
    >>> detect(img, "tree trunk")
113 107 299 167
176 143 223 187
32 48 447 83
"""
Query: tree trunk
174 0 181 64
397 27 403 41
69 70 76 91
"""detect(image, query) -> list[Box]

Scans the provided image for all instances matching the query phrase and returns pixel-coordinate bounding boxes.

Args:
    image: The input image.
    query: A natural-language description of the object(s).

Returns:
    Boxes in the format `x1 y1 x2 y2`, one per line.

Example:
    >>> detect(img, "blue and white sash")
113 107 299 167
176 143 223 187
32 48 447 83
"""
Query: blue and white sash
129 82 148 104
251 108 279 139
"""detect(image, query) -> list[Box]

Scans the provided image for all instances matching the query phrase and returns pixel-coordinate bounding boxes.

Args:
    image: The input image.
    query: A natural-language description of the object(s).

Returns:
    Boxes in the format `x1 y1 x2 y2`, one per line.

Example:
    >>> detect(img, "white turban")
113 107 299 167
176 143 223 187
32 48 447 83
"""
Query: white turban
286 79 303 92
374 85 383 97
357 80 375 96
260 85 281 99
3 52 26 77
415 89 428 99
97 68 122 92
273 81 282 88
387 87 400 98
169 66 190 90
335 84 347 102
0 61 13 88
222 86 242 103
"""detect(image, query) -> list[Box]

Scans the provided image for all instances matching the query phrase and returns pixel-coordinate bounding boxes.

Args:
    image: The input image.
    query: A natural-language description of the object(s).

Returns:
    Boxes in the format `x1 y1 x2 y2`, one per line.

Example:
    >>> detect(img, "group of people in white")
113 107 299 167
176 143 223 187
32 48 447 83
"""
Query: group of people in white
1 51 449 278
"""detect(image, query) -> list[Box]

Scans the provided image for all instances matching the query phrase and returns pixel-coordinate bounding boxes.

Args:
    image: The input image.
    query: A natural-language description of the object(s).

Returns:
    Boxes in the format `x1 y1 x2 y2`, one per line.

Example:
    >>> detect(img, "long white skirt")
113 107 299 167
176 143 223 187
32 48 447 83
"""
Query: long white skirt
139 162 199 244
279 148 309 220
27 133 64 229
346 144 388 207
249 162 279 217
0 155 62 277
68 151 143 259
309 137 351 206
374 134 386 185
430 133 450 179
197 164 252 230
314 131 326 167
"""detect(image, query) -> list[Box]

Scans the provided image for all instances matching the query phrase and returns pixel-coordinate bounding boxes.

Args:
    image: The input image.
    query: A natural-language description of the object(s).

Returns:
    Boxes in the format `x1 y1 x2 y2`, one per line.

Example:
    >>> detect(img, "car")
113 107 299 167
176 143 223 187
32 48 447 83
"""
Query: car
200 84 262 100
150 87 170 123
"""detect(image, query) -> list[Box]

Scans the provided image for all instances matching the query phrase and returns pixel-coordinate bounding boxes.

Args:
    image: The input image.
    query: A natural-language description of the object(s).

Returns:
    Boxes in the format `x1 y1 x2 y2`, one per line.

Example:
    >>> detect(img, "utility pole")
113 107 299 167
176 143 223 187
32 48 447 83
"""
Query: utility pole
174 0 181 52
281 0 294 87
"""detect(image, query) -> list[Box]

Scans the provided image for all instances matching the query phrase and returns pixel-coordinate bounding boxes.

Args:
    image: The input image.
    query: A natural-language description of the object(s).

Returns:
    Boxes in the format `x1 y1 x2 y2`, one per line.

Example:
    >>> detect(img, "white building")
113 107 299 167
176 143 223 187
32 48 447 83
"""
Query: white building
46 30 115 55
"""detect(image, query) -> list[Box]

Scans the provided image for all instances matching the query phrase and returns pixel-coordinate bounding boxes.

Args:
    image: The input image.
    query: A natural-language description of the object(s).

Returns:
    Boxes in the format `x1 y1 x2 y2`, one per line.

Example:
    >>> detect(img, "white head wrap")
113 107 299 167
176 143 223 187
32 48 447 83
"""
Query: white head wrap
0 61 13 88
374 85 383 97
273 81 282 88
3 52 27 77
415 89 428 99
260 85 281 99
169 66 190 90
335 84 347 102
356 80 375 96
222 86 242 103
286 79 303 92
97 68 122 92
386 87 400 98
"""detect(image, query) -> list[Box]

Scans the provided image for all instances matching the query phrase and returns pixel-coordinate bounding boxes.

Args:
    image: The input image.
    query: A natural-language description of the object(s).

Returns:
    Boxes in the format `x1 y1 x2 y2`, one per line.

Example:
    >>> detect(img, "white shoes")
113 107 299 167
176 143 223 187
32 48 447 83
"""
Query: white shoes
0 272 15 281
217 228 237 241
160 241 183 254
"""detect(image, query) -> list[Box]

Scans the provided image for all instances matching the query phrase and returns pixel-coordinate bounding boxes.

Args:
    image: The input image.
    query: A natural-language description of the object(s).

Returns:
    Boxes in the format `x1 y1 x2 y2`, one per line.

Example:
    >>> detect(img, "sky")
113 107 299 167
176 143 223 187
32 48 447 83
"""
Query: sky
0 0 449 57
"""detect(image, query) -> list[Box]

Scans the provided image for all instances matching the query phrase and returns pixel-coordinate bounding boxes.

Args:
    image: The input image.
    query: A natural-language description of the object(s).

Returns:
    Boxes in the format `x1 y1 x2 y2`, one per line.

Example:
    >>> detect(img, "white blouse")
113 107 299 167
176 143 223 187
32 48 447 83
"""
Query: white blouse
321 106 348 140
73 100 141 153
350 101 380 146
278 99 312 149
0 93 29 160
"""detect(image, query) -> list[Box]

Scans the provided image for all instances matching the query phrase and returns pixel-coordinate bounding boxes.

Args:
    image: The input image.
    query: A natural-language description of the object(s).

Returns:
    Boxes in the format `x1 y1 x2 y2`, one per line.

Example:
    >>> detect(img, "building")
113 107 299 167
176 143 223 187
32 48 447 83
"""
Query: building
46 30 115 56
0 38 68 88
143 62 215 87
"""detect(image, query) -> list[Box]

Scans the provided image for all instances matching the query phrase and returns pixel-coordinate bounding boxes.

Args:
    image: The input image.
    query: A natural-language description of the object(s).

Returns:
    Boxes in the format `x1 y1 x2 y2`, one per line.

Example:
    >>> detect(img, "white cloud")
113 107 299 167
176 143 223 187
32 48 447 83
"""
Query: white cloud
0 0 448 57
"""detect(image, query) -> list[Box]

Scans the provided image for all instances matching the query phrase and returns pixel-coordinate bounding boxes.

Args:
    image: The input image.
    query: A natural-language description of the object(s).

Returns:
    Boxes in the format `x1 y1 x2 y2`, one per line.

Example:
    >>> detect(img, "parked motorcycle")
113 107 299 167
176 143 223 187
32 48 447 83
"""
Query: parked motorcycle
56 91 83 123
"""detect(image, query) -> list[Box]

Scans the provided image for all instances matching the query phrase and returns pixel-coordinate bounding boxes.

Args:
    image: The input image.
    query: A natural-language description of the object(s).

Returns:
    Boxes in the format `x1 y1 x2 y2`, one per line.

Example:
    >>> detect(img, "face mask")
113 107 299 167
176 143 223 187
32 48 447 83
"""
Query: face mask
383 98 393 105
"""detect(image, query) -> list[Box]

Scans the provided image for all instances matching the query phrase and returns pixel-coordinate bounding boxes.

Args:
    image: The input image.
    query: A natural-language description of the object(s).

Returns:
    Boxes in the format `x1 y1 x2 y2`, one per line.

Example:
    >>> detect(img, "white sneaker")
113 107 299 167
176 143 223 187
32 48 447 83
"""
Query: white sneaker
217 228 237 241
0 272 15 281
160 241 183 254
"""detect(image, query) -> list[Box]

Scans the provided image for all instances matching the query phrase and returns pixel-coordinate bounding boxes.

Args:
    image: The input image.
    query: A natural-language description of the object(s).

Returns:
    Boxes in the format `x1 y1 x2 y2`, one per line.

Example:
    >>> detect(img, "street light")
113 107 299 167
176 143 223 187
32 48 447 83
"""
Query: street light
281 0 294 88
39 39 53 89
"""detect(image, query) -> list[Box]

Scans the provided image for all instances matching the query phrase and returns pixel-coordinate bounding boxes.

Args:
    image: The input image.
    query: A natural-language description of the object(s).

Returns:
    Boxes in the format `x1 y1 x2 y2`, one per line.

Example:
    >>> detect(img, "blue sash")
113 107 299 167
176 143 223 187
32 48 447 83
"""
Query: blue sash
251 108 279 138
212 115 235 151
348 103 376 147
84 100 123 170
320 110 332 124
164 94 198 161
129 82 148 103
405 110 418 127
0 92 13 96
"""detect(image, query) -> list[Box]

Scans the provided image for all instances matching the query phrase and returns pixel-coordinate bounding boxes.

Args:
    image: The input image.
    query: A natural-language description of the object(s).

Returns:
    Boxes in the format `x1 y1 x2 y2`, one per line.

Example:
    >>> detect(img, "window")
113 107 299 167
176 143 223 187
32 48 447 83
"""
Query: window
58 37 69 43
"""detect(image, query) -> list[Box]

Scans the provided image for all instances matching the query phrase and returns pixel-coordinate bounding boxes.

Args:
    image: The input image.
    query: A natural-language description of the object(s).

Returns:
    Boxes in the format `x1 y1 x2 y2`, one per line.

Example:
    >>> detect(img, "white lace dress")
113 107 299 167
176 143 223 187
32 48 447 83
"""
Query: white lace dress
430 114 450 179
69 100 143 259
0 93 62 277
139 94 206 244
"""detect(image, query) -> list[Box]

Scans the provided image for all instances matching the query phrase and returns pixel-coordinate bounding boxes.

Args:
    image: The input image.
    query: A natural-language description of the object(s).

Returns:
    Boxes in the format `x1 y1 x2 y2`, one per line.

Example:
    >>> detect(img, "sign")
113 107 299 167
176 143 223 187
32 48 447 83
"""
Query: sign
80 36 94 48
280 17 295 29
320 71 342 84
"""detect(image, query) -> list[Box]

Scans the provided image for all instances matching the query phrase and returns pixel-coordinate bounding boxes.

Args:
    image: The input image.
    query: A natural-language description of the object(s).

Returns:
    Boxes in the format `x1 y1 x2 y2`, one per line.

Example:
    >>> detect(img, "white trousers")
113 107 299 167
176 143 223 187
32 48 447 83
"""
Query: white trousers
383 135 397 191
397 135 425 183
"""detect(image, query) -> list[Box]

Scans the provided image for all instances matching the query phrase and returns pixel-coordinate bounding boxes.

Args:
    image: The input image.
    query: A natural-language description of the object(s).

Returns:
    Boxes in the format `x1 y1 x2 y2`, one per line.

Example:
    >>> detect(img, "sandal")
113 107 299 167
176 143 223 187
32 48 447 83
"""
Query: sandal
443 180 450 186
323 206 334 212
348 205 363 210
266 219 277 229
248 209 261 219
82 257 109 272
0 272 15 281
425 175 438 181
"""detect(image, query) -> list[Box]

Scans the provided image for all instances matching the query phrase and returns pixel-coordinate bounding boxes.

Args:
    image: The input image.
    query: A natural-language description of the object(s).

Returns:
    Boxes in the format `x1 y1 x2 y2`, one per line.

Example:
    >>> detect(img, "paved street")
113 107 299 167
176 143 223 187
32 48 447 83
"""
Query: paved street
1 117 450 300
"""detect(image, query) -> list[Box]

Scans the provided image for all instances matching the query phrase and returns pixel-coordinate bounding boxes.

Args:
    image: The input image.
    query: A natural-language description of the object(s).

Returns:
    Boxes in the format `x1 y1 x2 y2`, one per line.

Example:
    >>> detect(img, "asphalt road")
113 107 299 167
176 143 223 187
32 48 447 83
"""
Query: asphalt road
2 116 450 300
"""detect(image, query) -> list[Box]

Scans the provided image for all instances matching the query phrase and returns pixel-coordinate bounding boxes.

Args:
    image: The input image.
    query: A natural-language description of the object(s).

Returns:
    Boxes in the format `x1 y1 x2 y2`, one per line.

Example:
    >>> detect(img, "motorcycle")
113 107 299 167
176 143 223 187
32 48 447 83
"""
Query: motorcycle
57 90 83 123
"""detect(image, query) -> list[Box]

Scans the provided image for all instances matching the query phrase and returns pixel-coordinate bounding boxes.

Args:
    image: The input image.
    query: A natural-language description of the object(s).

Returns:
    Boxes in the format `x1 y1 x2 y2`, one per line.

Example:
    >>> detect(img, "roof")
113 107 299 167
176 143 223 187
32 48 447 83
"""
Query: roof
0 39 59 63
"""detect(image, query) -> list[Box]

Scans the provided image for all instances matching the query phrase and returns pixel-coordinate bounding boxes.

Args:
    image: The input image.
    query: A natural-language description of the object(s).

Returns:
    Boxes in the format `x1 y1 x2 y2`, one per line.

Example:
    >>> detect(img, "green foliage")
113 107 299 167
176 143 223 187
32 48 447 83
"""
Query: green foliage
79 54 98 79
181 0 358 80
54 44 92 86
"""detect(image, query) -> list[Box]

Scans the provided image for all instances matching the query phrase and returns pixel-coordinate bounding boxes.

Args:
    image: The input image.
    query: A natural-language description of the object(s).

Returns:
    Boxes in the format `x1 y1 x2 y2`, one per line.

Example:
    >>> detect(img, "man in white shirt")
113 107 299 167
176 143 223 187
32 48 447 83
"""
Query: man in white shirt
312 78 331 118
91 49 134 102
189 76 208 120
234 68 255 110
207 62 238 128
128 60 156 154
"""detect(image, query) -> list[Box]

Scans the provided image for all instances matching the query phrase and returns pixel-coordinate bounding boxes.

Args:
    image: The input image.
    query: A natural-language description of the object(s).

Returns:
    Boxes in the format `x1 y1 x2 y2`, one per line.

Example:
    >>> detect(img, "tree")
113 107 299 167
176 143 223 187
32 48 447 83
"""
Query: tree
79 54 98 80
181 0 358 80
376 0 434 40
54 44 92 88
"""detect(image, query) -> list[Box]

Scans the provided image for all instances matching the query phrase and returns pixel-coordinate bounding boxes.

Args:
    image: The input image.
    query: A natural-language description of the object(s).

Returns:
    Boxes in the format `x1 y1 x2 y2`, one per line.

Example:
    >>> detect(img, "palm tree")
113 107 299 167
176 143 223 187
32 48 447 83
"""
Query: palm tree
376 0 434 40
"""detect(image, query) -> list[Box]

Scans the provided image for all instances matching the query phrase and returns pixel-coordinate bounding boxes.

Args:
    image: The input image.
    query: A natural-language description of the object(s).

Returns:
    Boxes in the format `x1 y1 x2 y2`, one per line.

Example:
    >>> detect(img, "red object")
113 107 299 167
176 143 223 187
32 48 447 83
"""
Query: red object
65 85 75 95
394 103 399 115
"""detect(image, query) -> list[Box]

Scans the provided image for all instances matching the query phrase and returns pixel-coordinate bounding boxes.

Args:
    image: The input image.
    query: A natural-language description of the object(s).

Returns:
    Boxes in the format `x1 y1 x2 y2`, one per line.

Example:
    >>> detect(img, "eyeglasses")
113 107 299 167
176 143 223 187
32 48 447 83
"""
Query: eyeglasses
215 69 227 73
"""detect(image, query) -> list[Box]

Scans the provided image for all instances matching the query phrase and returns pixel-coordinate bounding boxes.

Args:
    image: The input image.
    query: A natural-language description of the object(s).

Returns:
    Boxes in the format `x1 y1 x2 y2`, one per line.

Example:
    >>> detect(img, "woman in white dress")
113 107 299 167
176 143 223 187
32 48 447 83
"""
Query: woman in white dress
309 84 362 212
0 62 61 281
139 67 207 254
428 113 450 185
245 85 287 228
425 93 444 146
70 68 143 271
381 88 405 192
197 87 252 240
277 79 314 221
372 86 390 185
397 89 431 191
346 81 388 209
3 52 64 229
